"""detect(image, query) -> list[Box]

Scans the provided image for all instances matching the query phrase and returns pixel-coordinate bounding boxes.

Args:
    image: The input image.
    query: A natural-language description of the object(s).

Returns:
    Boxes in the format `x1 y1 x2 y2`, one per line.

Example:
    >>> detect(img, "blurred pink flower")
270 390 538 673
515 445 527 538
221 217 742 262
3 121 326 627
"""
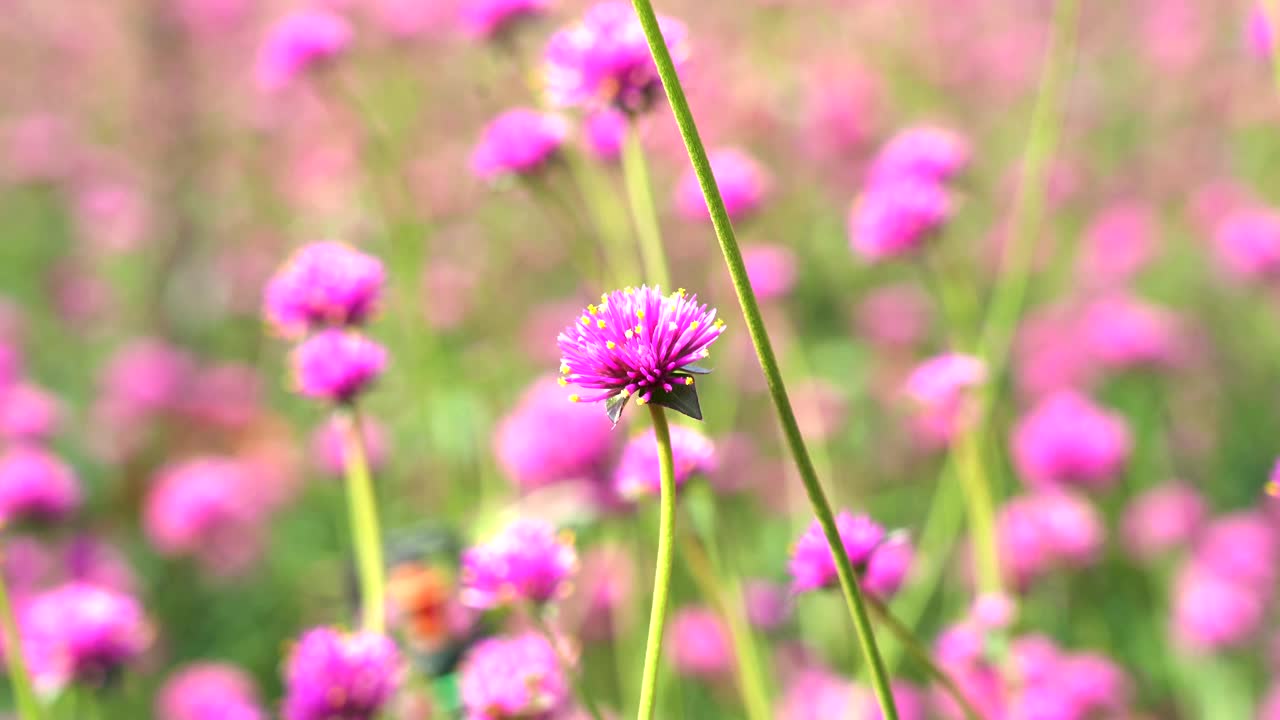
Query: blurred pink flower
73 178 151 252
849 178 952 261
157 662 265 720
1122 481 1206 561
997 491 1104 590
801 63 879 162
0 447 81 525
3 112 74 184
494 376 615 491
1011 391 1131 491
0 382 60 442
459 0 549 39
668 607 733 680
182 364 262 429
868 125 970 185
144 457 265 576
311 413 389 477
564 544 633 641
291 330 388 403
1077 202 1157 286
1079 293 1184 371
856 285 931 348
582 109 626 161
743 580 790 630
255 9 352 93
741 243 797 302
675 148 770 222
790 378 847 442
1250 3 1276 59
902 353 986 448
614 424 717 500
470 109 569 181
1213 207 1280 281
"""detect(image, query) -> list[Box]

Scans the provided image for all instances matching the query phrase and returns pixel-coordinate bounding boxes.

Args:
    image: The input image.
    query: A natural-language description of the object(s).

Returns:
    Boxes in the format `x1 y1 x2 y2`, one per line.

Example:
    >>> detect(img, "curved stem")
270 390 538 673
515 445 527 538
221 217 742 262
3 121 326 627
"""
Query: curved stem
626 1 899 717
621 121 671 287
529 609 606 720
341 404 387 634
0 556 40 720
636 405 677 720
867 597 981 720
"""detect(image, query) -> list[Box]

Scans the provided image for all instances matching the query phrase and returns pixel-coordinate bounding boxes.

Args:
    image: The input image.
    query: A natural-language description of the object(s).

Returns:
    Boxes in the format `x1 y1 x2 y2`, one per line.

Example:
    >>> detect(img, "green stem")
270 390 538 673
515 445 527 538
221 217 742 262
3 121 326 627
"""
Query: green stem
0 554 40 720
621 121 671 287
636 405 677 720
626 2 899 717
341 404 387 634
530 610 606 720
867 598 981 720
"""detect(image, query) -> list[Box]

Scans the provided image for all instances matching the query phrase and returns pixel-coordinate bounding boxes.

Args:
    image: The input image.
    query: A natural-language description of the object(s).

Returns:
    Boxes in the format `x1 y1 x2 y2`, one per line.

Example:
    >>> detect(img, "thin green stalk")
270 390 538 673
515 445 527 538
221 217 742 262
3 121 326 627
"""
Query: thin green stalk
341 404 387 634
867 598 981 720
627 2 899 716
560 150 640 287
636 405 677 720
0 560 40 720
621 121 671 287
530 610 606 720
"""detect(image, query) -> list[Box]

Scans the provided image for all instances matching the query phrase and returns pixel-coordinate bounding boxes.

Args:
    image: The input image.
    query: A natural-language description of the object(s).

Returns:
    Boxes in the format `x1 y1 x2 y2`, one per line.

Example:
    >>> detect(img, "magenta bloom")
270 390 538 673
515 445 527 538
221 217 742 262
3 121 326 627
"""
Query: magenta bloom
100 338 194 419
1077 202 1157 286
292 330 388 403
583 109 627 161
459 0 549 39
144 457 262 573
902 353 986 447
741 244 797 302
1173 560 1267 651
852 681 927 720
849 178 952 261
863 533 914 598
1079 294 1183 370
542 2 689 113
856 285 931 348
157 663 265 720
1212 207 1280 281
790 511 907 599
459 632 568 719
1011 390 1131 491
494 376 614 491
1251 4 1276 58
282 627 402 720
675 148 769 222
776 668 855 720
1122 481 1206 560
743 580 790 630
255 9 352 93
264 242 385 338
471 109 569 181
557 286 725 422
0 382 60 442
614 424 717 499
997 491 1103 589
668 606 733 679
0 446 80 524
19 582 152 691
312 413 389 476
868 126 970 184
461 518 577 609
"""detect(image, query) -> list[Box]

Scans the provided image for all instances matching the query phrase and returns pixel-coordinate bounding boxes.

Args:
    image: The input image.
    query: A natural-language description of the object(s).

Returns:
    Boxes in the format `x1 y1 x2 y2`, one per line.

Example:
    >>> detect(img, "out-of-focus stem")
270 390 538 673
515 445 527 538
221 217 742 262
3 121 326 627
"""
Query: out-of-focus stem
867 597 981 720
561 150 640 287
627 1 900 716
0 557 40 720
342 404 387 634
621 122 671 288
636 404 677 720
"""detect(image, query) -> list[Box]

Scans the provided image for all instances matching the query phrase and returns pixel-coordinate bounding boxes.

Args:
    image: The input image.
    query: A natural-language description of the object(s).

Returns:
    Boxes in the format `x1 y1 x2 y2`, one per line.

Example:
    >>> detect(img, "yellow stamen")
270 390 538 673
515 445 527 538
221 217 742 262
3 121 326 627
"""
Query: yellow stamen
597 320 607 329
690 321 700 330
624 329 634 339
607 341 616 349
588 304 598 315
685 377 694 385
636 396 648 405
580 316 590 326
568 394 581 403
560 363 570 375
622 388 631 397
636 309 645 319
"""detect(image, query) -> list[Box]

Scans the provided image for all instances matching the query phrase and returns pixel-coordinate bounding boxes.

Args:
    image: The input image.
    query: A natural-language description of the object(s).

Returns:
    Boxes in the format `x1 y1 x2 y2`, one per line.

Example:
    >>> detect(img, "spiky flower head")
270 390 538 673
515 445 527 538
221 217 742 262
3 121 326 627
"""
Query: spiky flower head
458 632 568 719
263 241 385 339
20 582 153 691
557 286 724 423
282 627 402 720
460 518 578 609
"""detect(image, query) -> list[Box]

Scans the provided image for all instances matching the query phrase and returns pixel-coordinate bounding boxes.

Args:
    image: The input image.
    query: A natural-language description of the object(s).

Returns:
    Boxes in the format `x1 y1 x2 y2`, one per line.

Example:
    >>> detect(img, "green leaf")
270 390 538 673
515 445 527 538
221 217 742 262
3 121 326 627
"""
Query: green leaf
654 382 703 421
679 363 714 375
605 393 629 425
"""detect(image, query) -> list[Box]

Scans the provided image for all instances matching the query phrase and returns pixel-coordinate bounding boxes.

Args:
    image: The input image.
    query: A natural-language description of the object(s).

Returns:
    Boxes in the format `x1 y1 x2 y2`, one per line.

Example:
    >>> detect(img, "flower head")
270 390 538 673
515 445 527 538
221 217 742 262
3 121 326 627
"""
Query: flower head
902 353 986 447
868 125 970 184
1079 294 1183 370
461 518 578 609
613 424 717 499
1122 481 1206 561
494 376 615 491
264 242 385 338
255 9 352 93
790 511 907 599
997 491 1103 590
459 0 550 39
1212 207 1280 281
19 582 152 691
849 178 952 261
157 663 265 720
292 330 388 403
282 627 402 720
583 109 627 161
1011 391 1131 491
675 148 770 222
459 632 568 719
144 457 263 574
668 606 733 679
557 286 724 422
1250 3 1276 59
741 244 797 302
543 2 689 114
471 109 569 181
0 446 81 524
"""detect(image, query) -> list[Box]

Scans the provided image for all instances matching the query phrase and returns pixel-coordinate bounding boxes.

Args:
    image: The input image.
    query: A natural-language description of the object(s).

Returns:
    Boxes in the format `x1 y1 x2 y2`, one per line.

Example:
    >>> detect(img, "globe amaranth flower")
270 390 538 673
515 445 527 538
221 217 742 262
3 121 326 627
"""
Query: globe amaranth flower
741 244 797 302
557 286 725 423
613 423 717 499
675 148 770 222
459 0 550 39
1077 201 1156 286
255 9 352 93
292 330 388 403
902 353 986 447
776 668 855 720
848 177 952 261
282 627 402 720
1079 294 1183 370
157 662 266 720
471 109 569 181
0 382 60 442
1122 481 1205 561
460 518 578 609
312 413 389 477
144 457 264 575
0 446 81 524
668 606 733 679
542 2 689 114
264 241 385 338
583 109 627 161
997 491 1103 590
1011 390 1131 491
1250 3 1276 59
868 125 970 184
459 632 568 719
1212 206 1280 281
790 511 910 599
743 580 790 630
494 375 615 491
19 582 153 691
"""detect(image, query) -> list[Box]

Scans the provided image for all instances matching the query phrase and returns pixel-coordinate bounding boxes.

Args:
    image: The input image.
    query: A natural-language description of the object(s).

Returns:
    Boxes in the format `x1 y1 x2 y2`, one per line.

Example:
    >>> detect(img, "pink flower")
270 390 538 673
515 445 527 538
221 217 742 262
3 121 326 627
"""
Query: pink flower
264 242 385 339
0 383 60 442
0 447 81 524
144 458 264 575
19 582 153 691
583 109 627 161
1250 4 1276 59
459 0 549 39
157 662 265 720
997 491 1103 589
902 353 986 447
311 413 389 477
1212 207 1280 281
675 148 770 222
868 125 970 184
1077 202 1157 286
494 376 615 491
856 285 931 348
613 424 717 500
460 518 578 609
741 244 797 302
790 511 909 599
668 607 733 679
1079 293 1183 371
255 9 352 93
1011 391 1131 491
1122 481 1206 560
849 178 952 261
291 330 388 403
470 109 569 181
